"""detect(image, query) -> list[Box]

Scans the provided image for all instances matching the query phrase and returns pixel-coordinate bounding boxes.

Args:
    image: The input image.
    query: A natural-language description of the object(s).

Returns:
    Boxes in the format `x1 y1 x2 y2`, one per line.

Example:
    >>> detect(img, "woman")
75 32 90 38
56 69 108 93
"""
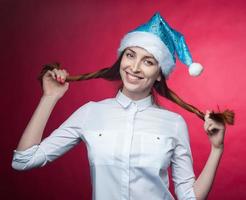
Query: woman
12 12 233 200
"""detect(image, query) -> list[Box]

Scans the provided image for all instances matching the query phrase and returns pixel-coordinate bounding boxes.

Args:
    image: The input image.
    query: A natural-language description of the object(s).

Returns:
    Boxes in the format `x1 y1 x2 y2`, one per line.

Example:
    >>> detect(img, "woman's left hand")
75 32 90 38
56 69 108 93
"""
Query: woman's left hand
204 110 226 149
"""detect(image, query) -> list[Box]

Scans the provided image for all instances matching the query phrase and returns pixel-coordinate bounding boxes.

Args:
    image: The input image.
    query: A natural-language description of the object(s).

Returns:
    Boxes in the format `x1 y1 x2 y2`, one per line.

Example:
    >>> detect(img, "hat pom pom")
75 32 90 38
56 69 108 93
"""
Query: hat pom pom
189 63 203 76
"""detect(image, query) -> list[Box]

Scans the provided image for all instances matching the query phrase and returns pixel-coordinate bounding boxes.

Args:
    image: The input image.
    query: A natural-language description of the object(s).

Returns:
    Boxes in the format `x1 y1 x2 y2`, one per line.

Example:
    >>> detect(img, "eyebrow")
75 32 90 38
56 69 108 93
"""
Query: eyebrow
127 48 157 60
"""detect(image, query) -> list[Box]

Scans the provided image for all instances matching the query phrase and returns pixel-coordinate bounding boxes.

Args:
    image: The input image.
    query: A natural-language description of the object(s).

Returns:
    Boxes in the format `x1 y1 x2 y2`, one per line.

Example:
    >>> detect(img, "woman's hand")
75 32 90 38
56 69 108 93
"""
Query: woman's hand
42 68 69 99
204 110 226 150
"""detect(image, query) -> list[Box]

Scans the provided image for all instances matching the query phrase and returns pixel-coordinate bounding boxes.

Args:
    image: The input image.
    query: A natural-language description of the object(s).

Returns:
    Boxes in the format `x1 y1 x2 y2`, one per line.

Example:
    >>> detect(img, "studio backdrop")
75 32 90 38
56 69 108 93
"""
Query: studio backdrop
1 0 245 199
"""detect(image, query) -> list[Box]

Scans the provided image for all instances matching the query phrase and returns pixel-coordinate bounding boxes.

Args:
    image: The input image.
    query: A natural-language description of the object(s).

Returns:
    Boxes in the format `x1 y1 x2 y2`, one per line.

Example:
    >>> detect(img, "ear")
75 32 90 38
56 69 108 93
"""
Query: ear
156 73 161 82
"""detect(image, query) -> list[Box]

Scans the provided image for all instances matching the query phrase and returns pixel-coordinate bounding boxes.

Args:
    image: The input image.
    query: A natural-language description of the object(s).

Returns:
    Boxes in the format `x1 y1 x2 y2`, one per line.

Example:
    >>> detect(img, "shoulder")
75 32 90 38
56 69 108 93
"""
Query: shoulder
150 104 184 122
75 97 118 113
66 98 115 122
90 97 116 105
85 97 118 108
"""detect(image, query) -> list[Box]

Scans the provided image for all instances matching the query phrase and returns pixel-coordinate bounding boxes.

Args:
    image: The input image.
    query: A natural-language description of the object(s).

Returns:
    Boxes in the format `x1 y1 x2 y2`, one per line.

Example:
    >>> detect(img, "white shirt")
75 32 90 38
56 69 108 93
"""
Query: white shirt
12 90 196 200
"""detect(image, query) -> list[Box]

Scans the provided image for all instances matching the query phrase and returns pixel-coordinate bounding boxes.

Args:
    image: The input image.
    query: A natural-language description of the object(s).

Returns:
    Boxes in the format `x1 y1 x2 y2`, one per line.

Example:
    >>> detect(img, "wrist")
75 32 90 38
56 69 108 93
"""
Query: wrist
211 145 224 154
41 94 60 102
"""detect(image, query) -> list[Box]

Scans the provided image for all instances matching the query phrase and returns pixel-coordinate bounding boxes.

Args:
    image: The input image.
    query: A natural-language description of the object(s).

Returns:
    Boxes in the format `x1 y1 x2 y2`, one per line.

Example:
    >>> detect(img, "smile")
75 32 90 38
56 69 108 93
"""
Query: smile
124 71 144 85
125 71 144 80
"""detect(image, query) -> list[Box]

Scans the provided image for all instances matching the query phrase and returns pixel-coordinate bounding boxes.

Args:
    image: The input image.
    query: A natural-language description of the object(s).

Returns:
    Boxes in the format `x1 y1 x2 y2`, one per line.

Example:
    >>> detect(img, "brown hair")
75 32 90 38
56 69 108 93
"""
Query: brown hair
38 50 234 130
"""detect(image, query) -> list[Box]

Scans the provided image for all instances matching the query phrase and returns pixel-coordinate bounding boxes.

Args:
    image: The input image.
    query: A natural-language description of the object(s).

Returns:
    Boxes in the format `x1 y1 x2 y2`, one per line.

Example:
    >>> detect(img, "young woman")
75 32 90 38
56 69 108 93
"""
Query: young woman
12 13 233 200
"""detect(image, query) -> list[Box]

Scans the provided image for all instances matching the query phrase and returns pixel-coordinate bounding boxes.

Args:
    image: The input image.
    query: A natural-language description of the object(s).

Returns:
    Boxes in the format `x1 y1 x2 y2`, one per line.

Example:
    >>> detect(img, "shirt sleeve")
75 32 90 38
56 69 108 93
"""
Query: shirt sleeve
171 115 197 200
12 102 91 171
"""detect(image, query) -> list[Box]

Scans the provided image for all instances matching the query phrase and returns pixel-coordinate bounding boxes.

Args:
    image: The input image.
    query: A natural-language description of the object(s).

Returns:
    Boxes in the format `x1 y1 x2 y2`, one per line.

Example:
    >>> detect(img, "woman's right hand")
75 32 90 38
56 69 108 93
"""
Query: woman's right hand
42 68 70 99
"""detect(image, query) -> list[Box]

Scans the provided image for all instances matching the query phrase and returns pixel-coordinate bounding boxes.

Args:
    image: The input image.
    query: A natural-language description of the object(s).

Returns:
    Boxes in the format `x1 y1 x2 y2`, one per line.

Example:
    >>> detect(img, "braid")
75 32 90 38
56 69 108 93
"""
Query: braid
154 74 234 125
38 51 124 85
38 51 234 126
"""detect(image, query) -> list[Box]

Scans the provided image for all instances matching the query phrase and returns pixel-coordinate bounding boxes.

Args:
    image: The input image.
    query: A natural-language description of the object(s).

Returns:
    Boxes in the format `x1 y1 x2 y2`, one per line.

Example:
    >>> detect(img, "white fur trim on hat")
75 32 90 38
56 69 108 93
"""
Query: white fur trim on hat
189 63 203 76
117 31 175 77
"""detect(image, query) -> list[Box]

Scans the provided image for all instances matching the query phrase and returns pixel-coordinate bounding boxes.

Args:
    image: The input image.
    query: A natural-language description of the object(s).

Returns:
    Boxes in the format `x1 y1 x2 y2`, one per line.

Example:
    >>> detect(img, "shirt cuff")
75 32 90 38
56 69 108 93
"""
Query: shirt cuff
181 187 197 200
12 145 47 170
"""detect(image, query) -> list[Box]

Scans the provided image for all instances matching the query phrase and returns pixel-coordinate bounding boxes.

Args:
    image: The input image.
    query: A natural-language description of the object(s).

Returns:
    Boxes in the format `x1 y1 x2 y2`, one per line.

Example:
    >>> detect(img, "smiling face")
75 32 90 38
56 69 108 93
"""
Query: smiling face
120 46 161 100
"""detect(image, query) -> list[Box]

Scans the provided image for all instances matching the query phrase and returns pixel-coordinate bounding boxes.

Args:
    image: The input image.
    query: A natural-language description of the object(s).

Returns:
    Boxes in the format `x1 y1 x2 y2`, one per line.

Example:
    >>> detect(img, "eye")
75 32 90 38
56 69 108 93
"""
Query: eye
144 60 154 66
126 52 134 58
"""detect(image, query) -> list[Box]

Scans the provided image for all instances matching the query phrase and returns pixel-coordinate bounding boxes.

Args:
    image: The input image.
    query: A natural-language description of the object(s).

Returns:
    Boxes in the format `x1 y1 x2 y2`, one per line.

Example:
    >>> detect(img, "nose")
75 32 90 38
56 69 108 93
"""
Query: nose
131 60 141 72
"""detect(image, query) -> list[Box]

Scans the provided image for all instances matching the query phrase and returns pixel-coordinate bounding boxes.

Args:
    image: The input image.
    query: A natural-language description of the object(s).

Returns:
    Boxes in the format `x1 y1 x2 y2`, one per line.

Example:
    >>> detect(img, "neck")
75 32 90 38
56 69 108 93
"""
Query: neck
121 87 151 101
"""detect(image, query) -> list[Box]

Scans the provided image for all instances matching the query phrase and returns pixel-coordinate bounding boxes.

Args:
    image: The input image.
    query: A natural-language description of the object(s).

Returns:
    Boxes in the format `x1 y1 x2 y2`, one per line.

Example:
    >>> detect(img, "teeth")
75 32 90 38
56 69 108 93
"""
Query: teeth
126 72 142 80
128 73 139 80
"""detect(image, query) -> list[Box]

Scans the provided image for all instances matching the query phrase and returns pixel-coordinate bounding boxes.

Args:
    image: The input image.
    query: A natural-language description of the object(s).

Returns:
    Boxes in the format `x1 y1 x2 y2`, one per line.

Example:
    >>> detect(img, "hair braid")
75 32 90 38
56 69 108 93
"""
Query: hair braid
38 51 234 127
153 74 234 126
37 53 124 84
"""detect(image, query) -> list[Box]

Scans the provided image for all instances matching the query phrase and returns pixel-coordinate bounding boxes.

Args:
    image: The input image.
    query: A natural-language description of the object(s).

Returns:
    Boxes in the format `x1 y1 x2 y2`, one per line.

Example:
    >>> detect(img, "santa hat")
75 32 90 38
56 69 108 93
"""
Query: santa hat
118 12 203 78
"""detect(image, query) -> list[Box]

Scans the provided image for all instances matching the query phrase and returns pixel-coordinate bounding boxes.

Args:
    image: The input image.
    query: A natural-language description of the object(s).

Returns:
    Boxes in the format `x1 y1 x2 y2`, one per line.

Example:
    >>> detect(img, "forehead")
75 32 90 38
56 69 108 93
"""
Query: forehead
126 46 156 59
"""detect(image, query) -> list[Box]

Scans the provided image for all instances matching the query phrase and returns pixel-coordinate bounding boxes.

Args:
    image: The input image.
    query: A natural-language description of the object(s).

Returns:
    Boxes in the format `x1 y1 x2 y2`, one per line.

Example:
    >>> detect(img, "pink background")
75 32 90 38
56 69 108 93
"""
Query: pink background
1 0 246 199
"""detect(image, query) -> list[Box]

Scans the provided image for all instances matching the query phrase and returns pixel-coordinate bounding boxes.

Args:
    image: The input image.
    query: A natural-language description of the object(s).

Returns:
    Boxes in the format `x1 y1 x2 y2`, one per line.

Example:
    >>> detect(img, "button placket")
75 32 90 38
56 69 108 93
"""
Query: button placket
121 104 138 200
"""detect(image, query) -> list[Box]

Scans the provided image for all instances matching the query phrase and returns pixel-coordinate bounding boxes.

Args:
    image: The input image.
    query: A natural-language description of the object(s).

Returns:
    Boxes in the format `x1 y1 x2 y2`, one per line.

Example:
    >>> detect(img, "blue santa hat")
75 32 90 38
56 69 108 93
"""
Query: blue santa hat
118 12 203 78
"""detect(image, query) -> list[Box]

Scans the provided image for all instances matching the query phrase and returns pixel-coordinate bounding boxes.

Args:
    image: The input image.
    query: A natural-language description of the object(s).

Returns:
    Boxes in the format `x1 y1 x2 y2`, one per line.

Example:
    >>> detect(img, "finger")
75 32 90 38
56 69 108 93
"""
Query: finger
204 116 213 127
58 69 69 83
62 69 69 75
204 122 213 132
204 118 219 131
204 110 211 120
205 117 214 124
62 69 70 80
206 117 225 129
54 69 64 82
60 69 68 82
46 70 56 79
44 70 56 79
210 123 225 131
52 68 59 79
204 123 216 135
208 124 217 132
208 124 224 134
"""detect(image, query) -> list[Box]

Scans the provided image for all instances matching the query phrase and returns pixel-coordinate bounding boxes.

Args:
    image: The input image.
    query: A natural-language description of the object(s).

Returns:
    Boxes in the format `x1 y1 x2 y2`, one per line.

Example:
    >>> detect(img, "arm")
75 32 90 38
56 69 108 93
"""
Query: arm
16 69 69 151
16 95 59 151
171 116 197 200
193 111 225 200
12 101 90 170
12 69 70 170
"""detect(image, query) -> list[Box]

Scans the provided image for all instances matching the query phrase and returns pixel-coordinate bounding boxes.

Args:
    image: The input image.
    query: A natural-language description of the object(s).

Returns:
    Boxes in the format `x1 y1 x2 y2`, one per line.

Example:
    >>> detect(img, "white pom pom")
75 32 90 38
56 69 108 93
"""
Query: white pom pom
188 63 203 76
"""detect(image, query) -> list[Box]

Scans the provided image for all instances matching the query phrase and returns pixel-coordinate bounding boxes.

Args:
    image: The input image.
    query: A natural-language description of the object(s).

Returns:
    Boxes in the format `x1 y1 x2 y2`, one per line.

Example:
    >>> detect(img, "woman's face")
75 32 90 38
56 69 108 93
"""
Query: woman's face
120 46 161 100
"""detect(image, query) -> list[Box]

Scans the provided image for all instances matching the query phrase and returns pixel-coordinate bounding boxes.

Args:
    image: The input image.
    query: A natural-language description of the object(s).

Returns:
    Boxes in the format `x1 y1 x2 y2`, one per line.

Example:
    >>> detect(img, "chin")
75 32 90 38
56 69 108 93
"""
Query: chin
122 81 151 97
123 83 142 93
120 70 152 95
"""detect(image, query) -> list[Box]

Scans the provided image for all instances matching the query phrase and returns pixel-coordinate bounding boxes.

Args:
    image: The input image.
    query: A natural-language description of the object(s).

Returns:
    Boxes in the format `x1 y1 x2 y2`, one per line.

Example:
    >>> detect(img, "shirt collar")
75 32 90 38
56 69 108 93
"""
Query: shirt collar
116 90 153 111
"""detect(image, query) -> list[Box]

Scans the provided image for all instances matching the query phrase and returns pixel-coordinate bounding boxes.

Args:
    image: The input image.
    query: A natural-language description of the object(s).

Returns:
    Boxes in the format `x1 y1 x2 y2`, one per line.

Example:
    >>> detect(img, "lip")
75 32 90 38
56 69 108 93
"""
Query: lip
124 71 144 84
126 71 144 79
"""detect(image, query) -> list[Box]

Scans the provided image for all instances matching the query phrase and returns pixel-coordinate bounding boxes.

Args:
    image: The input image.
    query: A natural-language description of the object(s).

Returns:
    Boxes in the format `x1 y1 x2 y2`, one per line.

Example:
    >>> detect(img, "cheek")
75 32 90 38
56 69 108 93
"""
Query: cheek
120 57 131 69
144 68 160 80
119 61 125 73
119 67 124 79
119 64 127 80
